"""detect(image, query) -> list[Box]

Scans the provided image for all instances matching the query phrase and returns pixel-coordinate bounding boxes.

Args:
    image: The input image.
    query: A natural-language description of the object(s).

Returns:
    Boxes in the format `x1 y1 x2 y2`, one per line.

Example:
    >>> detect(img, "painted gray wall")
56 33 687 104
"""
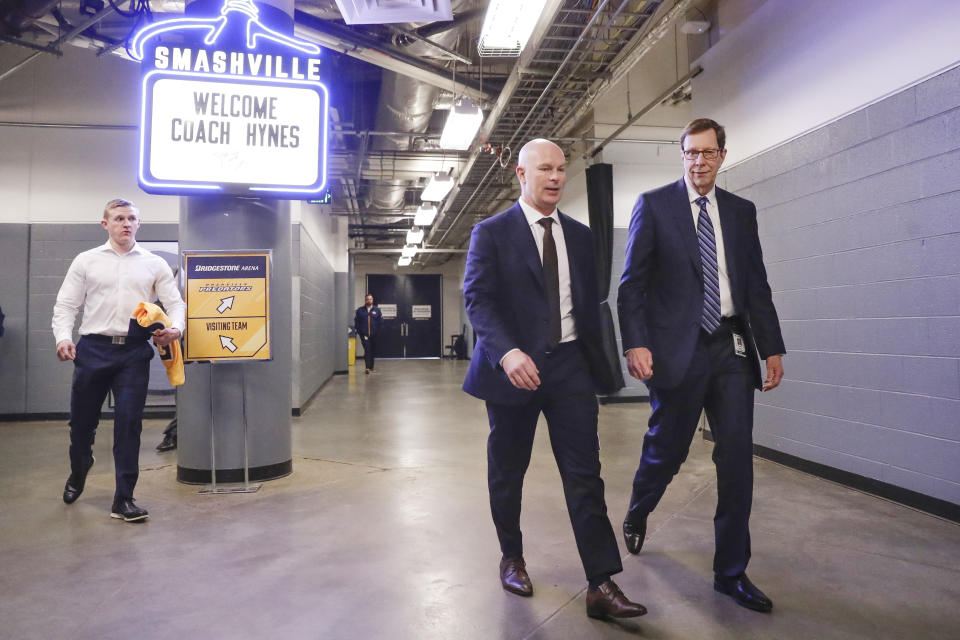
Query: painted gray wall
607 229 648 399
716 66 960 505
1 221 342 417
24 222 178 414
334 271 350 373
0 225 29 414
293 223 336 409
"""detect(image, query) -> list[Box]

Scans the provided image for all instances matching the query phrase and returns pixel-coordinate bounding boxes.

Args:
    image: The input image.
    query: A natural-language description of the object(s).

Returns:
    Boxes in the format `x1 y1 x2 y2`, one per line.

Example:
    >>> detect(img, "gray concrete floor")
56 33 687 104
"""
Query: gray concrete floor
1 359 958 639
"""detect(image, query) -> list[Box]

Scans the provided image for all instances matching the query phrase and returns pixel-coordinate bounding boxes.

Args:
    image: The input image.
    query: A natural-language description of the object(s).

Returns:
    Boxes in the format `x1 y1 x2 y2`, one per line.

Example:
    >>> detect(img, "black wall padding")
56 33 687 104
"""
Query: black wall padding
585 163 625 392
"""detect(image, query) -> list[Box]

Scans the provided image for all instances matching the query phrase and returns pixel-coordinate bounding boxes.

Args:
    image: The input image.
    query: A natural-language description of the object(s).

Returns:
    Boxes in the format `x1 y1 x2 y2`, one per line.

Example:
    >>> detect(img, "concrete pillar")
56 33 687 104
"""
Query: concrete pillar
176 197 293 483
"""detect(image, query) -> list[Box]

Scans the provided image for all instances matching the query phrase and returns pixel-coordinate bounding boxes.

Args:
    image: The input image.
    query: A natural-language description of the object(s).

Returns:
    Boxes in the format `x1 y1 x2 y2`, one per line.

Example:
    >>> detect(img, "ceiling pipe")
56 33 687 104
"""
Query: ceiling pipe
586 66 701 158
550 0 697 139
293 10 491 103
0 3 117 84
428 0 615 253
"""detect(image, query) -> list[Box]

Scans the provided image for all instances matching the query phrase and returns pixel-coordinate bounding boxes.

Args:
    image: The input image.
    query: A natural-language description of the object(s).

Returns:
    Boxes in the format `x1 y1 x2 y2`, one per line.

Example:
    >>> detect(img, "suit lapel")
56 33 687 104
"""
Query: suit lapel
669 178 702 277
507 204 545 291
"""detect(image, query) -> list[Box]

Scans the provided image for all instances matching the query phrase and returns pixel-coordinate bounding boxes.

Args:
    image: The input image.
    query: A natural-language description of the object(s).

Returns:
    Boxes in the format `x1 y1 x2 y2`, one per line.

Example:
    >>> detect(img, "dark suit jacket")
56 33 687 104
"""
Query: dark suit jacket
354 305 382 337
618 178 785 390
463 203 609 404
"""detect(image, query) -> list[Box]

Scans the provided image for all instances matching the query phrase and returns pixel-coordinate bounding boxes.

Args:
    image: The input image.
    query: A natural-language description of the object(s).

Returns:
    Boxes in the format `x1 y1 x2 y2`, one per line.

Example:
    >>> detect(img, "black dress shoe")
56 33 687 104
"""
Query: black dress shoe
62 455 95 504
155 434 177 452
714 573 773 613
586 580 647 619
623 518 647 555
499 556 533 597
110 498 149 522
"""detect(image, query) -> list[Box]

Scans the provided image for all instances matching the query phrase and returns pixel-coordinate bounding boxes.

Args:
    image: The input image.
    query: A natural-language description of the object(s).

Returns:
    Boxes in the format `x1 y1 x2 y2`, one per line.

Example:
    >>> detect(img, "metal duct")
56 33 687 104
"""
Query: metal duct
368 25 460 211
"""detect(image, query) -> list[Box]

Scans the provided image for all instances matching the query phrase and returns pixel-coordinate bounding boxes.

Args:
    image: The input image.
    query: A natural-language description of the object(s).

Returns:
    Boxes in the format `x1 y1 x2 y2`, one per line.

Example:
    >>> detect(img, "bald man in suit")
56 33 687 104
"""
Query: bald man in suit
463 139 646 620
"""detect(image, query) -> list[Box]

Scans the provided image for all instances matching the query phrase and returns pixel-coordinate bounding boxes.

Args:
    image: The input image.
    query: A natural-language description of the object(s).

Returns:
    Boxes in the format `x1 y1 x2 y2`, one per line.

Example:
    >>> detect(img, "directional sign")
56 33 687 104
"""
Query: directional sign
183 251 271 361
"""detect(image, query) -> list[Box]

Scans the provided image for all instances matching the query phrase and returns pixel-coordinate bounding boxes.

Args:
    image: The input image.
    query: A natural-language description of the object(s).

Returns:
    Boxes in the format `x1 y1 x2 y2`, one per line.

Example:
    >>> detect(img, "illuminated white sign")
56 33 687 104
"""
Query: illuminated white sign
144 73 325 189
132 0 329 197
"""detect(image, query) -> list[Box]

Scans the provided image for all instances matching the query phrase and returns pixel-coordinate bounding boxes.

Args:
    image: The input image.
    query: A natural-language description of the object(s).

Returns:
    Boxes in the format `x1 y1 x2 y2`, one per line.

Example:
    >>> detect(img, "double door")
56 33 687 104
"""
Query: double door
367 274 442 358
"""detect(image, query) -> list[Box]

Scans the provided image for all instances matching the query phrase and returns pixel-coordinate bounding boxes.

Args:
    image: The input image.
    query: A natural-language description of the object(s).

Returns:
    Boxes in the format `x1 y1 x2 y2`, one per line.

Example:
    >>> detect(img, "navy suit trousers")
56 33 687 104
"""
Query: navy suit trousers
69 336 153 502
358 334 375 370
626 324 755 577
485 342 622 582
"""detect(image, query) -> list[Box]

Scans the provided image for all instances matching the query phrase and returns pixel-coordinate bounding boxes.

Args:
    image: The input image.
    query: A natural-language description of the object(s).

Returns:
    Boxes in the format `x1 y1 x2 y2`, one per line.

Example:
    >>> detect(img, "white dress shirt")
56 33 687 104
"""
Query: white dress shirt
518 198 578 343
685 177 735 318
52 241 186 344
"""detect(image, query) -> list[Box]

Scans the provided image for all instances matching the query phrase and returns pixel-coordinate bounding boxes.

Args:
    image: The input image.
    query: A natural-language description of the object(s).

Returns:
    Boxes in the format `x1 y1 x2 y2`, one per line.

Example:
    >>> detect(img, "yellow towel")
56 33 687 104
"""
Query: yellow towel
133 302 185 386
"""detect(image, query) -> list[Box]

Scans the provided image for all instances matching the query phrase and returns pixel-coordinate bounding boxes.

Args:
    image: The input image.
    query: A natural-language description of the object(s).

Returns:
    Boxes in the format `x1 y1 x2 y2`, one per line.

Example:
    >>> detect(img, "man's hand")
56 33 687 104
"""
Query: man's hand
625 347 653 380
152 328 181 347
502 350 541 391
762 355 784 392
56 339 76 361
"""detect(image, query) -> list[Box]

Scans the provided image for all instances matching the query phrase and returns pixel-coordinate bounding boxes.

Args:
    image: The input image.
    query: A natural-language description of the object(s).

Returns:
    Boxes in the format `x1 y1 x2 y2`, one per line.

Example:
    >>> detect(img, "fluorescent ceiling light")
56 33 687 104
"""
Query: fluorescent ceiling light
406 228 424 245
398 256 412 266
421 172 454 202
401 245 418 258
478 0 545 57
439 98 483 150
414 204 438 226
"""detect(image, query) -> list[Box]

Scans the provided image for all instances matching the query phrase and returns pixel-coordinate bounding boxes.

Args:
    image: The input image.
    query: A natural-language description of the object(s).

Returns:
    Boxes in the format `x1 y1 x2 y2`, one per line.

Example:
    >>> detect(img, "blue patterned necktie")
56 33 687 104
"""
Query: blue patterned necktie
696 196 722 333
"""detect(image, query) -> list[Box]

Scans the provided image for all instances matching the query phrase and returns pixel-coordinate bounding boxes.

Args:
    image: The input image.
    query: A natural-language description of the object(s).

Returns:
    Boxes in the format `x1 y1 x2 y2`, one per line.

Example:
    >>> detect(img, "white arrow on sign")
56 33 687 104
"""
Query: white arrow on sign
219 335 238 352
217 296 235 314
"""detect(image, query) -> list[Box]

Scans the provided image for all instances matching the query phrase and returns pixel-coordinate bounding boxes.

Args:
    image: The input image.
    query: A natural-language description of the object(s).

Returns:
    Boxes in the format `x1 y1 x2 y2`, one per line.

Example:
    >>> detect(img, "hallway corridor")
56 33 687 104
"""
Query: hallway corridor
1 360 958 639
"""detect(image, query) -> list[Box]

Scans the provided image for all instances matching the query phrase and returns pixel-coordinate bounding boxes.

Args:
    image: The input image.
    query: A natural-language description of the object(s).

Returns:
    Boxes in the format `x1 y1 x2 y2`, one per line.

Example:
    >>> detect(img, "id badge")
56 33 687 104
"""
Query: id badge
732 332 748 358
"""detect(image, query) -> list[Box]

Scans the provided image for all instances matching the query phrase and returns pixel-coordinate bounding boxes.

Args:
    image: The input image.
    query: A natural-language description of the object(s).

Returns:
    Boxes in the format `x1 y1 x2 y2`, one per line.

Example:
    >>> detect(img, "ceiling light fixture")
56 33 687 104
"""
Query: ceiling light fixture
398 255 412 266
439 98 483 150
421 171 455 202
406 228 424 245
414 204 438 226
478 0 545 57
401 245 418 258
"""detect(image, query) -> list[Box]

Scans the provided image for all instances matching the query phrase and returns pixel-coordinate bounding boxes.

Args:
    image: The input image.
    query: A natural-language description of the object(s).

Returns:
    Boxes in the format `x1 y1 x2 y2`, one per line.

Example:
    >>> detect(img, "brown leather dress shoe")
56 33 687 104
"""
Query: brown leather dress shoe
499 557 533 597
586 580 647 619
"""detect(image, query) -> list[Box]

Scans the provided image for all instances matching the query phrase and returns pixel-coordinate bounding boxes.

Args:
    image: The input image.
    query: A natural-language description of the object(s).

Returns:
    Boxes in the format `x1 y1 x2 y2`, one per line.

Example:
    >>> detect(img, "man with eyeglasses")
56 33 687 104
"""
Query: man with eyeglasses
617 119 785 613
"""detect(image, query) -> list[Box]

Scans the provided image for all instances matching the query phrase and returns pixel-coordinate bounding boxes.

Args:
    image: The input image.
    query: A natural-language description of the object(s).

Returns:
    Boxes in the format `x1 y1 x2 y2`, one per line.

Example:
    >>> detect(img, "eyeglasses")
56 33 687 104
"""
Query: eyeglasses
682 148 721 160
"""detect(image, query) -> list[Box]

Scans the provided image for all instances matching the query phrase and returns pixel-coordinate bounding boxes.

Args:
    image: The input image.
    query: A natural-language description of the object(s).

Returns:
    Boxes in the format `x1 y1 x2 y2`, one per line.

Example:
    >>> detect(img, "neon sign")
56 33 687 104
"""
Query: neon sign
133 0 328 197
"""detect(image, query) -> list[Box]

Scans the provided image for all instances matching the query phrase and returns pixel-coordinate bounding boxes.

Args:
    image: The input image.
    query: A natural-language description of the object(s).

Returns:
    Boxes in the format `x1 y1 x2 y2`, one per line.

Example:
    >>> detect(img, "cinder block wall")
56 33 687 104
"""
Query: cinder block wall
608 229 648 399
0 225 29 414
718 66 960 505
293 224 336 409
25 223 179 414
1 222 340 416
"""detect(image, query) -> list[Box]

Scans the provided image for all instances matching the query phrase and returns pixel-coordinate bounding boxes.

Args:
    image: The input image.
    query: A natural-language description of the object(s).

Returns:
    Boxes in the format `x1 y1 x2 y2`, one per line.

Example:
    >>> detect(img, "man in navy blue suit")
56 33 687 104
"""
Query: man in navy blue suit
463 139 646 620
354 294 382 374
618 119 785 613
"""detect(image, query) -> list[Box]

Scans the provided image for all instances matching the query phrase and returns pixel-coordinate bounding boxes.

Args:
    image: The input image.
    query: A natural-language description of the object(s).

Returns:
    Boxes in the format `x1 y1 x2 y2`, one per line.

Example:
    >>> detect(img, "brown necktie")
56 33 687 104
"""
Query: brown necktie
537 218 562 347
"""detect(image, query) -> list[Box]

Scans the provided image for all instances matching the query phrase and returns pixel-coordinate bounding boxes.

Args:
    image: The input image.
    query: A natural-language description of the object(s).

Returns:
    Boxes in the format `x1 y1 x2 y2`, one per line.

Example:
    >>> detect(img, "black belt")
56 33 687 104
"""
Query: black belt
82 334 146 345
545 339 579 356
703 316 745 338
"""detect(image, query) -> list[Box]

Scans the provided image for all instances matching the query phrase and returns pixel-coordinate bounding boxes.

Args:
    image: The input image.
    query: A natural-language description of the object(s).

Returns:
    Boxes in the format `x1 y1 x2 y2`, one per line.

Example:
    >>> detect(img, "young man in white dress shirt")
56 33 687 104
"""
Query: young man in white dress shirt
53 198 185 522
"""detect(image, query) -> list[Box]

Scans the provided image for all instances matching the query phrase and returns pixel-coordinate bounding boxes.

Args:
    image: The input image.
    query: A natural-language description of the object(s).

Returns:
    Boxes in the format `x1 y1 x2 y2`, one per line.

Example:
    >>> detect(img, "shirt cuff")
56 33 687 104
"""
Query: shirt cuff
499 348 520 367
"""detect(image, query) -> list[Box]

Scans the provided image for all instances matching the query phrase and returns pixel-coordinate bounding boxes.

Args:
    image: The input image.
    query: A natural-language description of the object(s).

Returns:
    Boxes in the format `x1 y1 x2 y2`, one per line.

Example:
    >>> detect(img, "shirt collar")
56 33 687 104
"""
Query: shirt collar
97 240 143 257
683 175 717 207
518 198 559 227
